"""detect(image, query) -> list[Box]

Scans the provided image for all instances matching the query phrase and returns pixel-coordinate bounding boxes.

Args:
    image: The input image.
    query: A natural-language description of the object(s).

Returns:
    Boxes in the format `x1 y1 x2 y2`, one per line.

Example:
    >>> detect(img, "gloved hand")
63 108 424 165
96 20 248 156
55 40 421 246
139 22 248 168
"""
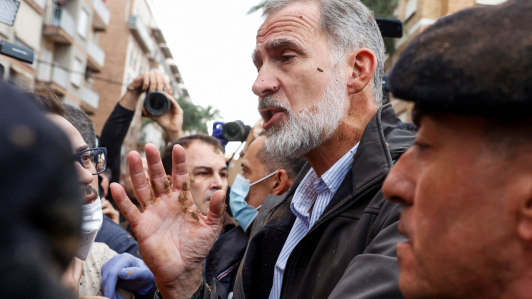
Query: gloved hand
101 253 155 299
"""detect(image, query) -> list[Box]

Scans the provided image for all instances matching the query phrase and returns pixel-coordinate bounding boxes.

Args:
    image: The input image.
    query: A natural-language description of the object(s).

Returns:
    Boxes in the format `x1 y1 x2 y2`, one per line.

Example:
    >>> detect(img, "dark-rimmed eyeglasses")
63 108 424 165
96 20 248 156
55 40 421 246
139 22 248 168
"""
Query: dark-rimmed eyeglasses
73 147 107 175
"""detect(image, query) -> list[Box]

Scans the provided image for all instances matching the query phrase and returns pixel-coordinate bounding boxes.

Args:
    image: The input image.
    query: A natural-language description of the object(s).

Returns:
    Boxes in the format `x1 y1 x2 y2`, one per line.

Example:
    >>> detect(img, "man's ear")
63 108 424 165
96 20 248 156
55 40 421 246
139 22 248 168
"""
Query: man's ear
346 48 378 96
272 169 291 195
517 177 532 243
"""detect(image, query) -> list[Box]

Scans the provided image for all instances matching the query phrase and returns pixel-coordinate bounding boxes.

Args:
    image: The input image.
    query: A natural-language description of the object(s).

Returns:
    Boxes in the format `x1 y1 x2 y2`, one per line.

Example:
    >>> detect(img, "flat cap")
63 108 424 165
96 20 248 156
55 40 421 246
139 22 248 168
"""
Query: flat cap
389 0 532 117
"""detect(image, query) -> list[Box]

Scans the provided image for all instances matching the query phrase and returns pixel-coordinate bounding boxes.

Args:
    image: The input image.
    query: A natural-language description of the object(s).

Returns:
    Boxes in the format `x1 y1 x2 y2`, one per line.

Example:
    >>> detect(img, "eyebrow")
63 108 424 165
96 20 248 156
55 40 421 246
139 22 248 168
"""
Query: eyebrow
252 38 307 68
192 166 229 173
76 145 89 153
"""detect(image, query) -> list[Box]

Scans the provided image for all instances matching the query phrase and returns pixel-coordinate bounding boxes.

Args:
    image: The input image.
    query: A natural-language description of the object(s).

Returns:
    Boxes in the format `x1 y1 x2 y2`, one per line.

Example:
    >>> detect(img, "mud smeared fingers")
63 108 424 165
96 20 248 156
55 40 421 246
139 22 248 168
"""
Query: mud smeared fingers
164 178 171 195
146 178 157 205
206 190 226 228
182 182 188 191
145 144 171 197
172 144 191 192
110 183 141 227
191 211 200 221
178 191 187 204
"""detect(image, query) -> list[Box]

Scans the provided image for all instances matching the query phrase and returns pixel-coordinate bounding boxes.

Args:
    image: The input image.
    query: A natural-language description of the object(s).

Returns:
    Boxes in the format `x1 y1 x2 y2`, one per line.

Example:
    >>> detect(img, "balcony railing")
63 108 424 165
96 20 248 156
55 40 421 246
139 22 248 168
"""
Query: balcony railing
129 15 154 54
81 85 99 109
92 0 110 30
87 39 105 69
44 4 76 42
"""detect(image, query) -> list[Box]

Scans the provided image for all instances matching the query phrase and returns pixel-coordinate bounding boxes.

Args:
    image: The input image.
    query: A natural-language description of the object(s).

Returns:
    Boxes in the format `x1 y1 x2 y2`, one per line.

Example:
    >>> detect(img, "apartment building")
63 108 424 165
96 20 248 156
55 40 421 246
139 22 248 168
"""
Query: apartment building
388 0 508 122
91 0 188 175
0 0 109 113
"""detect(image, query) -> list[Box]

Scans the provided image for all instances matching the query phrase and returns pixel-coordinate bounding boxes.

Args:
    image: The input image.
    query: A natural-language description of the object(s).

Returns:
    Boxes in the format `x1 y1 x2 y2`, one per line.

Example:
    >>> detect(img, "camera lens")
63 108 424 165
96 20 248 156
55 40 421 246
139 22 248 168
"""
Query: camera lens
144 91 170 116
222 121 251 142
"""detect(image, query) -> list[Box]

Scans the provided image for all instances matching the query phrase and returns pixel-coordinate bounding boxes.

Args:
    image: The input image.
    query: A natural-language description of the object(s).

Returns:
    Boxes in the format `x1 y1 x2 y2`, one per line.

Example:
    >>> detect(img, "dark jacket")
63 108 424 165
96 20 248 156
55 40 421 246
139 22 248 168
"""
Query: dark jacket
204 226 249 299
95 215 141 259
223 104 415 299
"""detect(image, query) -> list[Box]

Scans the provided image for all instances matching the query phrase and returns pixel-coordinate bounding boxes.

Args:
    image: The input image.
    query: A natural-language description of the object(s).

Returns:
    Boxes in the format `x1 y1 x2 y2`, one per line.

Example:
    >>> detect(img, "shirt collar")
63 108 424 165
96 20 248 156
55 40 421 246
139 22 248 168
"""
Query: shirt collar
319 142 359 195
291 142 360 218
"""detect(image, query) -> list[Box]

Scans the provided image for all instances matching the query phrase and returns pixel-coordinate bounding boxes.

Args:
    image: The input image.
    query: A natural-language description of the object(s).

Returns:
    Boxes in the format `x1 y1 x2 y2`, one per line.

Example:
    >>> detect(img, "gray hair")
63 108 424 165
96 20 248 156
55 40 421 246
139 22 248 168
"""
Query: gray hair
263 0 385 104
62 104 96 148
256 141 307 178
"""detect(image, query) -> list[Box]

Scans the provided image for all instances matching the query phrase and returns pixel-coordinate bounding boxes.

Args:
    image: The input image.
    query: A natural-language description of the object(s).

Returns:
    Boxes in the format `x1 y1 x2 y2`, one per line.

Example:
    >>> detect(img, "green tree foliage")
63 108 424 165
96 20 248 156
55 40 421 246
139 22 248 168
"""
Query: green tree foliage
178 97 222 134
247 0 399 54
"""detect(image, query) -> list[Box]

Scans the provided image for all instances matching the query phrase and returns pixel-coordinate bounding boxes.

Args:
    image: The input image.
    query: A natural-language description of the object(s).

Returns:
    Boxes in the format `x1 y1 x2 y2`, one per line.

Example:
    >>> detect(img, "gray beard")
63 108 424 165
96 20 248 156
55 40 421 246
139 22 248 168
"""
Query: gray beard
259 69 346 158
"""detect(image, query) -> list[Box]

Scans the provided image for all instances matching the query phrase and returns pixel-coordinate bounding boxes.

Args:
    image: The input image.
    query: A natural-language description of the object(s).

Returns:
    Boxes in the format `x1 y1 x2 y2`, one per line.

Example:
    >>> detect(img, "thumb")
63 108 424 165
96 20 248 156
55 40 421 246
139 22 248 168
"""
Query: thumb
118 267 142 280
206 190 226 228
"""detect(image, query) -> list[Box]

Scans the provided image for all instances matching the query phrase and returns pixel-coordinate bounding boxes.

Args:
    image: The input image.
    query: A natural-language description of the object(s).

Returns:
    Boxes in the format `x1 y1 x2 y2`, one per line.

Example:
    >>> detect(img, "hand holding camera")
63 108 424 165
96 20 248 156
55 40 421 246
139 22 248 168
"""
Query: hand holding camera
121 72 184 143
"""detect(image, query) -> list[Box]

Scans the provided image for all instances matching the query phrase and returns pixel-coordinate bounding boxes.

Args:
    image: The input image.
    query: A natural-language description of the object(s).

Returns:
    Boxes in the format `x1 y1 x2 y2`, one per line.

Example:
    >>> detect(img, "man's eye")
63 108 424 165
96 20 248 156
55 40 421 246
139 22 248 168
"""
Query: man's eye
197 172 208 176
220 173 228 178
414 141 429 151
282 55 294 62
81 154 90 161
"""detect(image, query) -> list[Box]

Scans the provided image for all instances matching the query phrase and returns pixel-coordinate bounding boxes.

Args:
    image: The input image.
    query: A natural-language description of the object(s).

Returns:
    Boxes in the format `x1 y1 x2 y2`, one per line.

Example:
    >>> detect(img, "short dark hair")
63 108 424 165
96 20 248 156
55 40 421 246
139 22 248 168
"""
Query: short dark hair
483 117 532 157
62 104 96 148
256 144 306 179
28 89 65 116
162 134 224 175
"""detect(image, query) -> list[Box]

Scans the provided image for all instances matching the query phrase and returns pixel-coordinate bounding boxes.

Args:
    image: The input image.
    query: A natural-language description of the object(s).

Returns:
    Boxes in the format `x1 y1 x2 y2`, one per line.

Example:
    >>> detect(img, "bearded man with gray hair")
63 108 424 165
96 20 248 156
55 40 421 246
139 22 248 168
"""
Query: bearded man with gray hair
109 1 415 298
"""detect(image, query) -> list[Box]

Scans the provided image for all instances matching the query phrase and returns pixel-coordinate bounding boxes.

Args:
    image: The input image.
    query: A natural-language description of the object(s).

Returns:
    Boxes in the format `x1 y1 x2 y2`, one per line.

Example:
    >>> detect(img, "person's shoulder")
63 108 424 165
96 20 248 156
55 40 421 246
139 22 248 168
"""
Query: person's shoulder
90 242 118 265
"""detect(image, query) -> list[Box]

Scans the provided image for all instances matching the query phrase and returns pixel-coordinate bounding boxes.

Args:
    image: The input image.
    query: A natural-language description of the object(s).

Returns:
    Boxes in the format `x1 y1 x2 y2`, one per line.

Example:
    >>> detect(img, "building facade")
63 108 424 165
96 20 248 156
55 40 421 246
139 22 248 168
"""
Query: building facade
90 0 189 177
388 0 508 122
0 0 109 113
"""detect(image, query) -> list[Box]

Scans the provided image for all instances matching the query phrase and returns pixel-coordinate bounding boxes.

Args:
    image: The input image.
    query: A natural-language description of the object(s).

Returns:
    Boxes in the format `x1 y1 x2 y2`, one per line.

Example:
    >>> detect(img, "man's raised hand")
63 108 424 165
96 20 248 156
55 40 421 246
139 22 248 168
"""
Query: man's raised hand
110 143 226 299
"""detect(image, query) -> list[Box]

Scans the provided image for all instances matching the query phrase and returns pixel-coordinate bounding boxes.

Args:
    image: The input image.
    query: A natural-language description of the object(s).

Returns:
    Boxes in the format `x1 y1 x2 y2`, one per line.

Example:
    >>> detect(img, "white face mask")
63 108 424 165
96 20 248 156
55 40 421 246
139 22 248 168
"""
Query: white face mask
75 197 103 261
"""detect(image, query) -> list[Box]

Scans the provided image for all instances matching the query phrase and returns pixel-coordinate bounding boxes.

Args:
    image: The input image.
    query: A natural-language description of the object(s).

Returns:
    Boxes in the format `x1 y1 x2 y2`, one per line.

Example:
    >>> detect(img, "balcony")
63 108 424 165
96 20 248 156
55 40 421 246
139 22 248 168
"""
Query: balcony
159 44 172 59
128 15 154 54
38 63 68 94
80 84 99 109
43 5 75 44
86 39 105 72
92 0 110 31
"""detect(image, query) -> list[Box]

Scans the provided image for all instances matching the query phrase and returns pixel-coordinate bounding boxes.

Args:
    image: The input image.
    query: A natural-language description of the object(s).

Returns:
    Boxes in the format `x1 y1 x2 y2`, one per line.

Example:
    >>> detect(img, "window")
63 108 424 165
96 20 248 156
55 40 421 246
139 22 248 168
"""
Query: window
71 58 83 87
77 9 89 39
37 48 53 82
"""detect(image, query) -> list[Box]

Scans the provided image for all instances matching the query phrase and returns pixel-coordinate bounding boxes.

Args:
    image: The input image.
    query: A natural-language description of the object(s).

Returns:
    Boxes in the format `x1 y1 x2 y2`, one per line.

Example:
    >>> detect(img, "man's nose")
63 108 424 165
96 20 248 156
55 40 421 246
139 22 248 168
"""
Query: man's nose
75 162 94 185
382 151 416 206
211 174 224 190
252 65 280 97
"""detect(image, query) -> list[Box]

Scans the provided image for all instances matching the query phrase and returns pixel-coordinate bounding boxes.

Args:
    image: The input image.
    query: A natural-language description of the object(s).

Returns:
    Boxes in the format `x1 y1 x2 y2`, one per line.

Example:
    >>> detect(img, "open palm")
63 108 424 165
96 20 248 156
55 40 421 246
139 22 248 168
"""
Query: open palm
110 144 225 298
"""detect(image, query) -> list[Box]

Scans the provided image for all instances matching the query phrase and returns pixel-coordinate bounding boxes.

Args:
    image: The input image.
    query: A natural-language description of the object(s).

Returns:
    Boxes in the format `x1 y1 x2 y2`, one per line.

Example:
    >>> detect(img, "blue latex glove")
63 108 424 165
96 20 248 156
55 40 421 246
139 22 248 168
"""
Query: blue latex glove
101 253 155 299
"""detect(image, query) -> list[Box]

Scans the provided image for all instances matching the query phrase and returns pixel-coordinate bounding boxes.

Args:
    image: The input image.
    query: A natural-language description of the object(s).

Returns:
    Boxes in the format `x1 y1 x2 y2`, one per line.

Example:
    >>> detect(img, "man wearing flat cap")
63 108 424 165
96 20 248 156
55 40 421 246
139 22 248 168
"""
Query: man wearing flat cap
383 0 532 298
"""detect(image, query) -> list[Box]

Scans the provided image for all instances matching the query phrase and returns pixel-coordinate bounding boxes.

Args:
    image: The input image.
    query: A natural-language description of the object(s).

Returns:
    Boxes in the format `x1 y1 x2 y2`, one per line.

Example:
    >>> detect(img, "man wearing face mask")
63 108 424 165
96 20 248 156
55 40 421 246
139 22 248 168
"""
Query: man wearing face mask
204 136 306 299
29 91 148 299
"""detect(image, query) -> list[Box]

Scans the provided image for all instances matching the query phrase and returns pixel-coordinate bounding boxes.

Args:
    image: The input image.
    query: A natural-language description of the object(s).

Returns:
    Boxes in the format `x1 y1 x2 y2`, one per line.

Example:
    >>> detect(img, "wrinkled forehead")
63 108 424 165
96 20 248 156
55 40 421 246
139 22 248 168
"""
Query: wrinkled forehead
256 2 322 46
184 141 226 170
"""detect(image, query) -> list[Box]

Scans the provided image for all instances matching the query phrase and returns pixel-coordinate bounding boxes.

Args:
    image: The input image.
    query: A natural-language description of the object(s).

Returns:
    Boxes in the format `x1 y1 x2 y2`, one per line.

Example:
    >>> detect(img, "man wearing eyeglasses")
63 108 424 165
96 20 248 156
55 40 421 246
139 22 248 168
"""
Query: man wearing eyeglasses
29 91 149 298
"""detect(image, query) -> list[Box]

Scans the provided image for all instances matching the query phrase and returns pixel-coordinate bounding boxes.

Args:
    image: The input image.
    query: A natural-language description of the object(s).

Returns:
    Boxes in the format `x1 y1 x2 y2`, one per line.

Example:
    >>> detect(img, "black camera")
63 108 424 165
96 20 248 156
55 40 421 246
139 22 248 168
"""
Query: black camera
143 87 170 117
222 120 251 142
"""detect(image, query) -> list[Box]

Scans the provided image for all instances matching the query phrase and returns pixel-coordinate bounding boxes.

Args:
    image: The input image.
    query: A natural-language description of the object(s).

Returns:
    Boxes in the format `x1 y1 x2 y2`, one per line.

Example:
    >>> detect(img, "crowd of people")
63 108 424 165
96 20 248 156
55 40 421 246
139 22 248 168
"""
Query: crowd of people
1 0 531 298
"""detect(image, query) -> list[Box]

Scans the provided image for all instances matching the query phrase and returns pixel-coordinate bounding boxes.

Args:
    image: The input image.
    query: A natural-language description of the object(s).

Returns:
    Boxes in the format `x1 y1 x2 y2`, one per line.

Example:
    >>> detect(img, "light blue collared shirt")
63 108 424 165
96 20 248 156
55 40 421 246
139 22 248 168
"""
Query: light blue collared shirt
268 143 360 299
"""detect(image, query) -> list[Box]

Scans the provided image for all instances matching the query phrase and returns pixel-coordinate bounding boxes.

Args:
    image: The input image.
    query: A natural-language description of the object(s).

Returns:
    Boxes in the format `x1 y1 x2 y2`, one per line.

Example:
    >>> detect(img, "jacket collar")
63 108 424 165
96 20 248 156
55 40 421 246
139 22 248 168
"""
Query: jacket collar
264 104 411 218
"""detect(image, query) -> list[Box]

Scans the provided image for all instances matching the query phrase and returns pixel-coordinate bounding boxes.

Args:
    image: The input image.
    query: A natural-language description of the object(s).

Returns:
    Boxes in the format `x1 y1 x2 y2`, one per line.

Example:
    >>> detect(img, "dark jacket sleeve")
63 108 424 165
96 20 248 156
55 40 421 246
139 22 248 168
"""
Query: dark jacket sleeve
95 216 141 259
99 104 135 185
328 201 406 299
